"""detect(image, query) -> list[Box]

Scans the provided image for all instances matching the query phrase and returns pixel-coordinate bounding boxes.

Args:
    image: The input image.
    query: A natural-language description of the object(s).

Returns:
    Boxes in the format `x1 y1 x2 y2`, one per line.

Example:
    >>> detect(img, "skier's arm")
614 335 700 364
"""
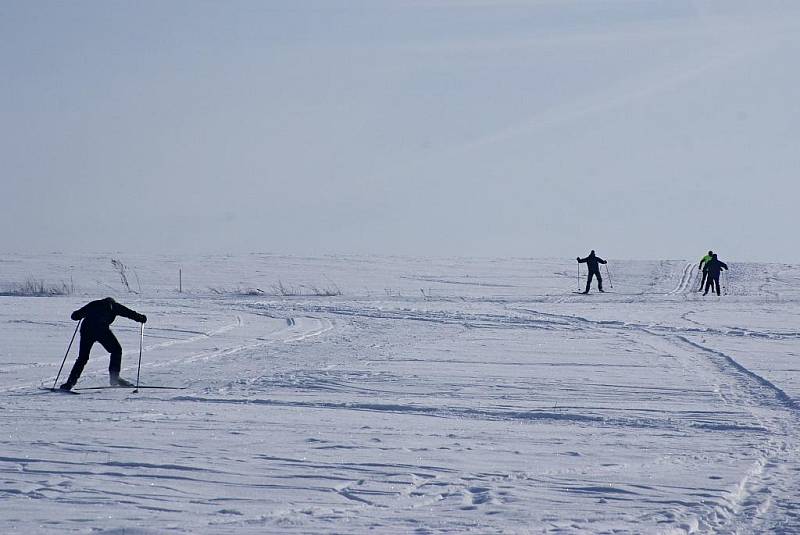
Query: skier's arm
113 302 147 323
70 304 89 321
720 261 729 270
577 257 587 263
598 257 607 264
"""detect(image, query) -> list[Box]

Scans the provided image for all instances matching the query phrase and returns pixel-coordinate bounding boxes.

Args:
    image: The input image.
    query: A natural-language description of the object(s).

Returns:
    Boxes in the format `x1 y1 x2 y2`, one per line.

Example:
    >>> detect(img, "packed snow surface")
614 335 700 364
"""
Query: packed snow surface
2 254 800 533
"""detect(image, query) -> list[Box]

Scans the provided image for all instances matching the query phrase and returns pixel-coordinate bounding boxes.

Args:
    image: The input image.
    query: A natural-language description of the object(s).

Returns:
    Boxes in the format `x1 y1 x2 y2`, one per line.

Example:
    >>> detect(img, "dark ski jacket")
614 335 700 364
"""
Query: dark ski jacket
704 258 728 278
577 253 607 273
71 297 145 332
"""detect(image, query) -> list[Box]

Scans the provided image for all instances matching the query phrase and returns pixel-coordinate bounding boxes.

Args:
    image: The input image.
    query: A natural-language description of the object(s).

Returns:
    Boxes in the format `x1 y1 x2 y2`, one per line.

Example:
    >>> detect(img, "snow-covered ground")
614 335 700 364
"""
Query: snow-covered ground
2 253 799 533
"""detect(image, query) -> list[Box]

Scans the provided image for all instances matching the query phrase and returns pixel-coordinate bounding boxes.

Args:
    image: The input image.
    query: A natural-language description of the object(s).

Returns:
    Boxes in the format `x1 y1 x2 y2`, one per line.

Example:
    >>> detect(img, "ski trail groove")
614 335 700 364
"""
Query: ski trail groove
668 262 695 295
665 336 800 533
144 316 333 369
511 304 800 532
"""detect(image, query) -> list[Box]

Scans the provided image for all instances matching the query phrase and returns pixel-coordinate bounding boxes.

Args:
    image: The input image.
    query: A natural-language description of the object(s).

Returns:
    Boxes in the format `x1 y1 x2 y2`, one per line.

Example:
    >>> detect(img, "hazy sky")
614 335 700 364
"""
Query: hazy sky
3 0 799 261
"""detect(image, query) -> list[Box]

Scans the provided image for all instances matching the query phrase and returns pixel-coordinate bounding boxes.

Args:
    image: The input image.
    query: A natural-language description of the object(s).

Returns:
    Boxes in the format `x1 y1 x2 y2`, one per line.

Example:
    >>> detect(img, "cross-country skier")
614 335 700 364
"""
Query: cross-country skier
60 297 147 391
702 254 729 296
697 250 713 292
577 250 607 294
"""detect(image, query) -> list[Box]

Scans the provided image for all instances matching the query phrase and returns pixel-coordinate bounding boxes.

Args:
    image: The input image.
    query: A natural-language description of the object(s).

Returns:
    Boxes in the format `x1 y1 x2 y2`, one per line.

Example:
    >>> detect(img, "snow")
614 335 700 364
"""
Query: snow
2 253 800 533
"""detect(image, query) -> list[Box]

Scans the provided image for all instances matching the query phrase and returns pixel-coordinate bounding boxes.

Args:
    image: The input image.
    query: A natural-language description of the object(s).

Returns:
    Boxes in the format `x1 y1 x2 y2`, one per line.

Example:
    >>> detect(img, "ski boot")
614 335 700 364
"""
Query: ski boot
110 374 134 387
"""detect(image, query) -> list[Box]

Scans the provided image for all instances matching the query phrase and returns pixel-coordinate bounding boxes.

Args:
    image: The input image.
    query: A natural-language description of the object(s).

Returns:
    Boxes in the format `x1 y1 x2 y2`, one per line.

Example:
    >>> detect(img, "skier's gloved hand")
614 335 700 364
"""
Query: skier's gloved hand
576 257 580 262
137 314 147 324
71 311 80 321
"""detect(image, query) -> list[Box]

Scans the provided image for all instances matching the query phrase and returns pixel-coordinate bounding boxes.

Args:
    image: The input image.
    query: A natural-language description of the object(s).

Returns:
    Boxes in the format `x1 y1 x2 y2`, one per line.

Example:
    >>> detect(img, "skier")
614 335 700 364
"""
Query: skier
60 297 147 391
577 250 607 294
702 254 729 296
697 250 714 292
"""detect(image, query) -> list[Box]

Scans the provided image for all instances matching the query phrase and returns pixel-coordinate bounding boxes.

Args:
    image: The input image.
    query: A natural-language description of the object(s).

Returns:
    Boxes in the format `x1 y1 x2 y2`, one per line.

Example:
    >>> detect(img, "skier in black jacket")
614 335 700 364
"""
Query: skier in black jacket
60 297 147 391
702 254 729 296
577 250 607 294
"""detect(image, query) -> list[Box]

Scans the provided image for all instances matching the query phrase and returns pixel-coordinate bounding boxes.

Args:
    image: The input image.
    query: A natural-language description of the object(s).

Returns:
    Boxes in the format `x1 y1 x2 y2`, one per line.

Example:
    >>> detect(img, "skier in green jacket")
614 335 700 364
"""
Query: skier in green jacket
697 250 713 292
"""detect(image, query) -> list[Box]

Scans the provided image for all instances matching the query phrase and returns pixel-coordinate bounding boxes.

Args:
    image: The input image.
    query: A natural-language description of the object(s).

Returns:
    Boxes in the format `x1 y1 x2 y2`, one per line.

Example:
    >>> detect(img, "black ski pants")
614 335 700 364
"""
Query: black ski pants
699 270 708 290
703 275 721 296
586 270 603 292
66 327 122 385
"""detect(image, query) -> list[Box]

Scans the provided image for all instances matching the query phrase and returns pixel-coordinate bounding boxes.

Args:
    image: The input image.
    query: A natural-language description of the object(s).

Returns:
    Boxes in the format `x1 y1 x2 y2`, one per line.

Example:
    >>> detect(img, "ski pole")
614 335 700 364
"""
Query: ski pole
577 263 581 291
53 320 81 390
605 264 613 289
133 323 143 393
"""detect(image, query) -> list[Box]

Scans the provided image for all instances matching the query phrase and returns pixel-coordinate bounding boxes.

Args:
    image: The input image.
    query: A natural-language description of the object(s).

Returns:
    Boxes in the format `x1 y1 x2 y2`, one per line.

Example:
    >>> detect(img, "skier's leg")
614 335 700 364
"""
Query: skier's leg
584 272 593 293
714 276 721 296
596 271 604 292
96 329 123 379
699 271 707 291
703 277 712 295
64 333 95 387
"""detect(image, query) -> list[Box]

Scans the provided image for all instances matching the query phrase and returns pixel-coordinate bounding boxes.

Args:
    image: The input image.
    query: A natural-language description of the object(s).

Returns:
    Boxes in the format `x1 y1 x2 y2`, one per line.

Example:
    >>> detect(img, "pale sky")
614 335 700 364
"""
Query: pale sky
3 0 799 262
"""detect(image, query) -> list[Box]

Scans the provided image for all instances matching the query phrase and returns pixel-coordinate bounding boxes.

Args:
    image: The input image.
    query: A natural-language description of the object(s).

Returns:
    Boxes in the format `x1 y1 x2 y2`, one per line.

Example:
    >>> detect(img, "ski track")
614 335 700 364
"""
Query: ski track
500 308 800 532
2 256 800 533
240 264 800 532
668 262 696 295
262 301 800 342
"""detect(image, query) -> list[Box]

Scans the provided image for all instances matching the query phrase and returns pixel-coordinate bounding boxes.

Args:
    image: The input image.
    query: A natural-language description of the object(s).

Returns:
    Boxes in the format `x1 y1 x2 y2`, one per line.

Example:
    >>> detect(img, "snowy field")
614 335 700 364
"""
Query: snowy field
2 253 800 534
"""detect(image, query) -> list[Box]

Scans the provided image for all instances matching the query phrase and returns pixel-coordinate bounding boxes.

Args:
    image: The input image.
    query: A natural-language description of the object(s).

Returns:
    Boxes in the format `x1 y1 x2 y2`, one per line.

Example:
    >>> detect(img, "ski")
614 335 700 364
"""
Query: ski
73 385 187 391
128 386 187 392
40 386 80 395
